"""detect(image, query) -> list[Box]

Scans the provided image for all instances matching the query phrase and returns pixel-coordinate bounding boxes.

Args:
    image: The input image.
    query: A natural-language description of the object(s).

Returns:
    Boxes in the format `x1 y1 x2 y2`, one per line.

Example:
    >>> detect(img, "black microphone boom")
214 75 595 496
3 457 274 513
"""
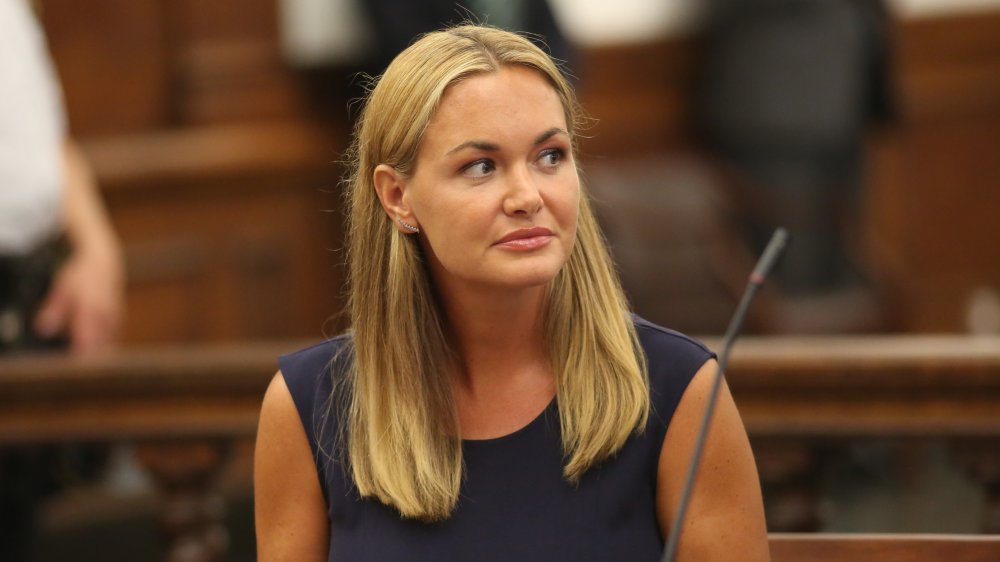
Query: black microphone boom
660 228 789 562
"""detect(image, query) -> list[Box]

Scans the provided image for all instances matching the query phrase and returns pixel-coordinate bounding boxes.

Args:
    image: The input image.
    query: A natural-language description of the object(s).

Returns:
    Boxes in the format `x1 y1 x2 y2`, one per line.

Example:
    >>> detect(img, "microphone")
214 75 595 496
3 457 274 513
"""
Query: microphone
660 228 789 562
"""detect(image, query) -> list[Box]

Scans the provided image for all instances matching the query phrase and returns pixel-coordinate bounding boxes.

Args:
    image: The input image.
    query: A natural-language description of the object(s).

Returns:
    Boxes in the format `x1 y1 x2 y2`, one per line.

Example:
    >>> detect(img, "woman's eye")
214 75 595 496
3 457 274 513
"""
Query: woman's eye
538 148 564 169
462 159 495 179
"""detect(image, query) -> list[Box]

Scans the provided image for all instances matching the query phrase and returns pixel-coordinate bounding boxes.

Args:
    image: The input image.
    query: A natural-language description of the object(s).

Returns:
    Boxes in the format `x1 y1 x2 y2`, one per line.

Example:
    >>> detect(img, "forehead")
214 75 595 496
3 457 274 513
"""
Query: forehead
421 66 568 151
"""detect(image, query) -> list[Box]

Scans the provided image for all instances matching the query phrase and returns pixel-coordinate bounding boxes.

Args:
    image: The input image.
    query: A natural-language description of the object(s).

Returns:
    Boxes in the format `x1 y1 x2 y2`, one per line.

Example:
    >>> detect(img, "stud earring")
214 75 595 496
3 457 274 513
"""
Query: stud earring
397 217 420 233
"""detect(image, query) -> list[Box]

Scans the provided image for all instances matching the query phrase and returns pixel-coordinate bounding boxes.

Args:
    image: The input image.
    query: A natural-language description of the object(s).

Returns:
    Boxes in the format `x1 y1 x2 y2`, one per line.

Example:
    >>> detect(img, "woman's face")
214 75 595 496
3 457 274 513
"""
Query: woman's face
401 66 580 296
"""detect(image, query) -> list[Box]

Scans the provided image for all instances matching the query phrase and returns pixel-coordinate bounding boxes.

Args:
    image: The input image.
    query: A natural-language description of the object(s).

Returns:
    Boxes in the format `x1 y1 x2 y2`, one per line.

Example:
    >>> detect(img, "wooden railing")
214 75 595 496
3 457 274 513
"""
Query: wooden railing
769 533 1000 562
2 334 999 560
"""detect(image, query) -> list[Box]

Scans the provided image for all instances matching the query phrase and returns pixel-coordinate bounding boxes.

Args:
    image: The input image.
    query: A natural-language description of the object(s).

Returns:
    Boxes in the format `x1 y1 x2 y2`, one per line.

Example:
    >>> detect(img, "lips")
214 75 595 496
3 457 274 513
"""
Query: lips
495 227 553 245
493 227 554 250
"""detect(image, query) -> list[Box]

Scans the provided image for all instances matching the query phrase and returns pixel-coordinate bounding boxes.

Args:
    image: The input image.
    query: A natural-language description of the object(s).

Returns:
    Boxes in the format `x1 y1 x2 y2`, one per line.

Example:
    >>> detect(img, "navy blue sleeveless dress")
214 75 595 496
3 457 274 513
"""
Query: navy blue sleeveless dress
280 316 714 562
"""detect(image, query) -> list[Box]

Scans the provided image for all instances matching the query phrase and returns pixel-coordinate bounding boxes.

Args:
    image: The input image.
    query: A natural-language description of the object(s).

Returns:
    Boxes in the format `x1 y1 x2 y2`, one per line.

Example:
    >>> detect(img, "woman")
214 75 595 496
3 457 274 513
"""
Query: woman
255 24 769 561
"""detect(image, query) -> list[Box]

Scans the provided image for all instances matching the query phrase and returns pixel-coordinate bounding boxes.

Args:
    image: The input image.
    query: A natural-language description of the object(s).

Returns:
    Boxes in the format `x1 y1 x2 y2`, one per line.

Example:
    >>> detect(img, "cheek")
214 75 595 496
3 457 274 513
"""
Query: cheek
554 179 581 230
420 198 491 261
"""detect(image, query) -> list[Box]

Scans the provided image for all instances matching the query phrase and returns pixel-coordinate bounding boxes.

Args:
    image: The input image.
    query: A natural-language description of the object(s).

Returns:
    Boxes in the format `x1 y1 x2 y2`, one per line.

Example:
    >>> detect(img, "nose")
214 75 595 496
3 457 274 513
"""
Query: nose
502 165 543 217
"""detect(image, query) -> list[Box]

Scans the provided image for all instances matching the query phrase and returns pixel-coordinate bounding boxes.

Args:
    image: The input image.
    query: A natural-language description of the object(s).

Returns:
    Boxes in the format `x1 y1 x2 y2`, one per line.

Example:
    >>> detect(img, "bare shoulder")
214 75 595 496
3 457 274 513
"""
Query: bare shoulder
656 359 770 561
255 371 330 562
258 371 300 431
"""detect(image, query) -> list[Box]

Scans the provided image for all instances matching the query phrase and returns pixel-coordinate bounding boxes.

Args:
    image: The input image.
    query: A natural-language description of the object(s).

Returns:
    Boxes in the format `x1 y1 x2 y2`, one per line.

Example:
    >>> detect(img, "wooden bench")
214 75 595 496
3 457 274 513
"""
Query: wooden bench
769 533 1000 562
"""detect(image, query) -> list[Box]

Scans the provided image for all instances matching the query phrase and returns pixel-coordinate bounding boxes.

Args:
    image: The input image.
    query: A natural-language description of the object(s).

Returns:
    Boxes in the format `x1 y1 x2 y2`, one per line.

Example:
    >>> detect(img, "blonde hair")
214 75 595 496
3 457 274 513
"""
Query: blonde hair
341 24 648 521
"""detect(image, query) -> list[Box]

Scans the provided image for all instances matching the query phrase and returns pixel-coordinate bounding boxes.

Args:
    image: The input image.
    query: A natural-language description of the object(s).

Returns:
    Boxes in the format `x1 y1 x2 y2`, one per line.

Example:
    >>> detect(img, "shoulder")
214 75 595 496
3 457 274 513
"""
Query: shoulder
279 333 353 400
631 315 717 428
255 373 332 560
632 314 715 377
279 333 353 379
277 334 353 452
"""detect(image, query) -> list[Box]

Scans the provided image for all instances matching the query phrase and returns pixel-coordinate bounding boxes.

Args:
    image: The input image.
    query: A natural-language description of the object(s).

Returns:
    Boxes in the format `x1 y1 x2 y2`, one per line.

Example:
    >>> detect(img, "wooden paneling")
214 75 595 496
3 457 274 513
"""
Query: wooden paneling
894 11 1000 122
576 37 701 157
165 0 306 124
39 0 306 133
37 0 345 344
865 11 1000 332
38 0 170 134
82 121 344 344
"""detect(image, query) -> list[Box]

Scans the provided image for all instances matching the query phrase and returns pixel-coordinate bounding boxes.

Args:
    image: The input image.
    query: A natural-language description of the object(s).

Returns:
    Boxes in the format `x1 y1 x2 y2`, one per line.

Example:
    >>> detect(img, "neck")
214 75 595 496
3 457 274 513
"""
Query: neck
439 282 552 395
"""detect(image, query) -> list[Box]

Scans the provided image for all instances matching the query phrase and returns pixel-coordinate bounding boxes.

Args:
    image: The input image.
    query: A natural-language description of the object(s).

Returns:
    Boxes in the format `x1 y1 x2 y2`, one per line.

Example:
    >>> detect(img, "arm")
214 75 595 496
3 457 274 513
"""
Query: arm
34 140 124 353
255 371 330 562
656 359 770 561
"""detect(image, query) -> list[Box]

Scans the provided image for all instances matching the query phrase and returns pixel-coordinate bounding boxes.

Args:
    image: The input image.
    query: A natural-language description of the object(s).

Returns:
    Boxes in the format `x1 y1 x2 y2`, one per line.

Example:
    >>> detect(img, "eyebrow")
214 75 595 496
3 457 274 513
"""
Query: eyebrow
445 127 569 156
533 127 568 146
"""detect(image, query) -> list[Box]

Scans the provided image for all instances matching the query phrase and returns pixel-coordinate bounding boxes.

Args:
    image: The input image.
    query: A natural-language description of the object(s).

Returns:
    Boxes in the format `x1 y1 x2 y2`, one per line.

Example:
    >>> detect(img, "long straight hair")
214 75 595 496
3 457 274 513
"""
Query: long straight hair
341 24 648 521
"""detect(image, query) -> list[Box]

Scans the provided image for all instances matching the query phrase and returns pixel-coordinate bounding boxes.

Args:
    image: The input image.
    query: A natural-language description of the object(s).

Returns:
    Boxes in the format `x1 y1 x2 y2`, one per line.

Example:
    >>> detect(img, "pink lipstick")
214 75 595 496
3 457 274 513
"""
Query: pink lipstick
494 227 554 250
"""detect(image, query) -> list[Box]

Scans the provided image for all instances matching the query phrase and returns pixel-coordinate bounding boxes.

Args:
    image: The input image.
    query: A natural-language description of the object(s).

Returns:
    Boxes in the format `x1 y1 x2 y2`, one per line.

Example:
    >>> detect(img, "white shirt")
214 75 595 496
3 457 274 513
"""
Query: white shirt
0 0 65 254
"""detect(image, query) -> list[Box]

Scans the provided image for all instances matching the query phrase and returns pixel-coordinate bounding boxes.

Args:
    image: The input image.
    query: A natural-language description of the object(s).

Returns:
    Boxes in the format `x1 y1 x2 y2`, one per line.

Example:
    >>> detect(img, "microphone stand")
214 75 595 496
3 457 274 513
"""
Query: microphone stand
660 228 789 562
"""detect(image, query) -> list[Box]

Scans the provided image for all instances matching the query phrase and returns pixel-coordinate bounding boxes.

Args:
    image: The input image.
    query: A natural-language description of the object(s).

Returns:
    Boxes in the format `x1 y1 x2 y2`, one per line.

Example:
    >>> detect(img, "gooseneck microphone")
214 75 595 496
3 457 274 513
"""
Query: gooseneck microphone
660 228 789 562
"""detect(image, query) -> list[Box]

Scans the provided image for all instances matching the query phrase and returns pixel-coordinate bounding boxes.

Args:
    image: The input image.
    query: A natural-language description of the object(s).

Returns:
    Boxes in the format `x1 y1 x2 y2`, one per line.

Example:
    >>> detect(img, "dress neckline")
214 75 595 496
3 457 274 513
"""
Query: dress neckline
461 397 558 446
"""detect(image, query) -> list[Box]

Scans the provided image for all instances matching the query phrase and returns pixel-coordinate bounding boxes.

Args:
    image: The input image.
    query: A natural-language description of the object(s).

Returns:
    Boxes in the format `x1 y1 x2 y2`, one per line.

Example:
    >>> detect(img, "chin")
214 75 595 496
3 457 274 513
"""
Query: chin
505 274 557 289
491 261 565 289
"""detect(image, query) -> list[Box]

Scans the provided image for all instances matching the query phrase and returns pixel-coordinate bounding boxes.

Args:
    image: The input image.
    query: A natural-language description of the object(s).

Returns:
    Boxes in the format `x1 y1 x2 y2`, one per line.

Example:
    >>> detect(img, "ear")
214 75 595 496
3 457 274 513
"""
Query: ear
373 164 419 233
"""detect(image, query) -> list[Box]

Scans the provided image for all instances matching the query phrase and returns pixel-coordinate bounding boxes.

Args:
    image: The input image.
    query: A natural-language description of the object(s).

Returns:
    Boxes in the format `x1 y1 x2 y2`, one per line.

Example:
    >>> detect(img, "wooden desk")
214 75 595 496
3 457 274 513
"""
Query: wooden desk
1 335 999 559
769 533 1000 562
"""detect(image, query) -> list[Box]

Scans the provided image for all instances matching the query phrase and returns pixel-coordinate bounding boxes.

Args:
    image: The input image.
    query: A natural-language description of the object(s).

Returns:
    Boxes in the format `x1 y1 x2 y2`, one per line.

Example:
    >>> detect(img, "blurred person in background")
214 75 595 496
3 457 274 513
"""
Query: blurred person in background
0 0 124 354
1 0 125 559
327 0 573 121
360 0 571 75
698 0 893 331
